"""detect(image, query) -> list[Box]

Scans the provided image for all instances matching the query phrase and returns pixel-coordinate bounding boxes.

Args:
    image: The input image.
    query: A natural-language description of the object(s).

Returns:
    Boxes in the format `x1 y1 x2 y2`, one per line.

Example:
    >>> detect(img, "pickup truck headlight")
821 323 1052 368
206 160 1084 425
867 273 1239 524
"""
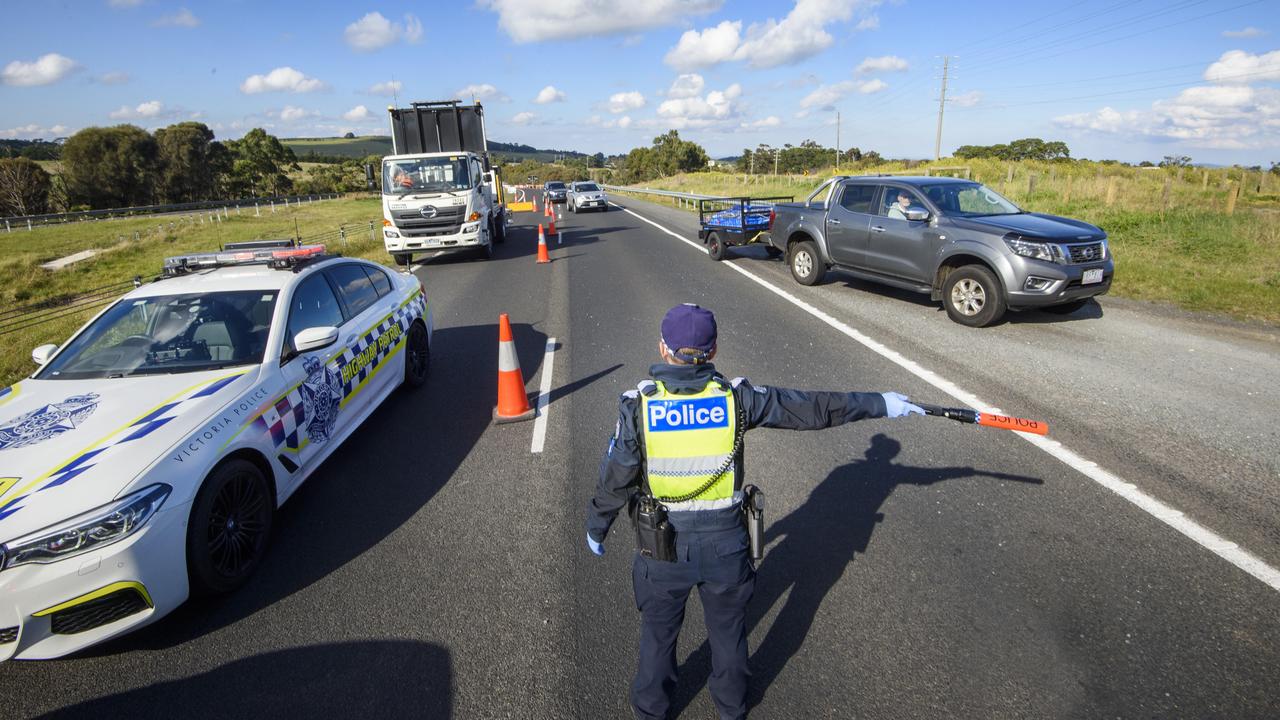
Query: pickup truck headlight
1 484 170 569
1003 234 1064 263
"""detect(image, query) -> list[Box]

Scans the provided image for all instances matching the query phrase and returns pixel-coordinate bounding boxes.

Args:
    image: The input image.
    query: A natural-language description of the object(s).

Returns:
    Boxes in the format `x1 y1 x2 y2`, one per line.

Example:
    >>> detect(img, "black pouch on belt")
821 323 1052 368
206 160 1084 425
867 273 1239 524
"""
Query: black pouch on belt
742 485 765 561
633 495 677 562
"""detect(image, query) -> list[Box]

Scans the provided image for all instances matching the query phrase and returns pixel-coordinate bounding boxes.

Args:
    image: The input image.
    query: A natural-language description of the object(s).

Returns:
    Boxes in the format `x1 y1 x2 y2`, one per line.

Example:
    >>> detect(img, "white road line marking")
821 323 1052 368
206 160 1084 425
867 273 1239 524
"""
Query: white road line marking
531 337 557 454
614 202 1280 593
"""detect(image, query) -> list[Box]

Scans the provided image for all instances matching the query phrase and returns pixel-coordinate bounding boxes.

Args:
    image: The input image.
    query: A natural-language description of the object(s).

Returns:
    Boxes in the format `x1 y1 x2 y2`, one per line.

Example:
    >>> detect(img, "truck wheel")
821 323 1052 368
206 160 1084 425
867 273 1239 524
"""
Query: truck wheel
187 459 273 597
765 246 784 259
707 232 727 261
404 321 430 388
393 253 410 267
943 265 1006 327
789 240 826 285
494 216 507 244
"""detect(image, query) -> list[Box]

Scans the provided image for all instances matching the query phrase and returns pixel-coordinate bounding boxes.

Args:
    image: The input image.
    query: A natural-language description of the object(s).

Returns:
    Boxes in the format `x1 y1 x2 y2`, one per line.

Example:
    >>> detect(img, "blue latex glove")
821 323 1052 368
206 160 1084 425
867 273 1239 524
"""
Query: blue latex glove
881 392 925 418
587 533 605 556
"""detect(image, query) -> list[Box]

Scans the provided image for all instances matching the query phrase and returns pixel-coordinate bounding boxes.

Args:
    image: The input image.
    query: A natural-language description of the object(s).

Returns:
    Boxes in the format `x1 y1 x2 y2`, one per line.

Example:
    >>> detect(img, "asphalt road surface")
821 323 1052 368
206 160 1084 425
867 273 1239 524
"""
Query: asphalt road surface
2 191 1278 719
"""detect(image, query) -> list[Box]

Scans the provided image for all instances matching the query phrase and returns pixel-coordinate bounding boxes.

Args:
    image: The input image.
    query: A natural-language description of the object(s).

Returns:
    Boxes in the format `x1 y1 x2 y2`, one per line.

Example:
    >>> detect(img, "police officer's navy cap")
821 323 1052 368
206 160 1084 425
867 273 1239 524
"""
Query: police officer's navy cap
661 304 717 363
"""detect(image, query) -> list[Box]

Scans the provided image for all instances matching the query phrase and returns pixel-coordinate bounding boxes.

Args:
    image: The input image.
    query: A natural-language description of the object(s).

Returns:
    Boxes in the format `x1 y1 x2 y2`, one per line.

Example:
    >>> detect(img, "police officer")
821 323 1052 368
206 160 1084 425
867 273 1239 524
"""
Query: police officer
586 304 924 720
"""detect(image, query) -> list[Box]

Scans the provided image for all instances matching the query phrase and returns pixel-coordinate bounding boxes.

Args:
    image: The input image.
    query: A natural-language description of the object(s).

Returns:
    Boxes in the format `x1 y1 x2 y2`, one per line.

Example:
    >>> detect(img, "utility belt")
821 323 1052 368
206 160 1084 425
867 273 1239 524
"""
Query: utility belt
631 487 765 563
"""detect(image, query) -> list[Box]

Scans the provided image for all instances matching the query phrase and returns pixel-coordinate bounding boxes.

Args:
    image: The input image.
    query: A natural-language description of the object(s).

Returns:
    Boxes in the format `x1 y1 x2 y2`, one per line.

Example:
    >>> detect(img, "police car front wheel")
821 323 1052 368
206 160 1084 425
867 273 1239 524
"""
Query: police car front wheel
186 458 274 596
404 321 431 388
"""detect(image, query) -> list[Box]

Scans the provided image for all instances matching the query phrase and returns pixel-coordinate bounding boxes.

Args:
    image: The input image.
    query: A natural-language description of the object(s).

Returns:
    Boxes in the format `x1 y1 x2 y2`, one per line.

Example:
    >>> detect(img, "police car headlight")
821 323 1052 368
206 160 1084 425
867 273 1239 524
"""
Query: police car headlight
1 484 170 569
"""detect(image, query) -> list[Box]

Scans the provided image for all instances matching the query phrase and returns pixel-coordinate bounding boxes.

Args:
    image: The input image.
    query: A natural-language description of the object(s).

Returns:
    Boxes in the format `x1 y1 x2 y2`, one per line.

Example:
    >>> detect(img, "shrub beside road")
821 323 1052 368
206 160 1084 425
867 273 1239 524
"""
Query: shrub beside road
0 196 386 388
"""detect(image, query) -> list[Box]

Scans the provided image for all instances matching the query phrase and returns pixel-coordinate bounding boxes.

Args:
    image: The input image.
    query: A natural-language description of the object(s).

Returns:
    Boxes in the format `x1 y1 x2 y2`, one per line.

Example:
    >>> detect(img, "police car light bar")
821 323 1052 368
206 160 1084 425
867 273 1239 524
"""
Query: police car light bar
164 244 327 275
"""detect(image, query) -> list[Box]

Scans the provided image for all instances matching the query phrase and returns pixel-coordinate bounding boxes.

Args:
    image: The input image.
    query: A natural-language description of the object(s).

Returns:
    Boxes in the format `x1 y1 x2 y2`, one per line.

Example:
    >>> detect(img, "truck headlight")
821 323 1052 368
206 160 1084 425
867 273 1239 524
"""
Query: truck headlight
461 222 480 233
384 230 400 239
1003 235 1063 263
1 484 170 569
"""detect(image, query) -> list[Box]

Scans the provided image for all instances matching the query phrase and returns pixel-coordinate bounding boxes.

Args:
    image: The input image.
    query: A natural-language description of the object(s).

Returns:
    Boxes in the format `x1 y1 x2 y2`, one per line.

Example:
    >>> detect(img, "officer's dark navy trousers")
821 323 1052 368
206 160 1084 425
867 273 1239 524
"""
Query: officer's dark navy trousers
630 511 755 720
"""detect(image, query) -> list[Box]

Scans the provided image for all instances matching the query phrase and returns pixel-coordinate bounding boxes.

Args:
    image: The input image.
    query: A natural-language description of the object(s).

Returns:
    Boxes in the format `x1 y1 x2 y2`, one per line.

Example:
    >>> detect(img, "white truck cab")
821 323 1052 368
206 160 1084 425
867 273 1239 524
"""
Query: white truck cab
382 102 507 265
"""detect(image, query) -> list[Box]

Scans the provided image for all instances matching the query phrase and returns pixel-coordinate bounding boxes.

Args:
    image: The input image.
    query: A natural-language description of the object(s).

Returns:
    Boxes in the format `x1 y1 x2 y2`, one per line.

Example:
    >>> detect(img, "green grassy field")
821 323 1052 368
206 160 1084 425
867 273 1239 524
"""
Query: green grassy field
282 136 393 158
0 196 386 388
621 161 1280 326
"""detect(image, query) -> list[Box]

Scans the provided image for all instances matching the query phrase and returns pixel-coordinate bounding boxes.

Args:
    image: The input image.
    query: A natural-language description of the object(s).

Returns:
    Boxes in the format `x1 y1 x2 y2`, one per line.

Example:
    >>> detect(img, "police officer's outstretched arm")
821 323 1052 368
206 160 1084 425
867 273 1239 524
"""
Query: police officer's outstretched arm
733 378 923 430
586 393 644 555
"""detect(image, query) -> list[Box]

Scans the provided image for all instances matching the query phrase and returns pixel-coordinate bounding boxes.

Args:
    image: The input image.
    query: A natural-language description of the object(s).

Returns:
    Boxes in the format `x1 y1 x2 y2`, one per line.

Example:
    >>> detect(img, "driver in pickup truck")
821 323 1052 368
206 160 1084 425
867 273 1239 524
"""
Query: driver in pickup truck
886 190 919 220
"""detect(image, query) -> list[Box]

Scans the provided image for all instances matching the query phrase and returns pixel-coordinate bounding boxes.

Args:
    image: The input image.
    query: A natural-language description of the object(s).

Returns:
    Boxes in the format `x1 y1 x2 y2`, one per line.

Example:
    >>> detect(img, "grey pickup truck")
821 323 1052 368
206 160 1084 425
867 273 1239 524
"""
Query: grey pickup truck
768 176 1114 327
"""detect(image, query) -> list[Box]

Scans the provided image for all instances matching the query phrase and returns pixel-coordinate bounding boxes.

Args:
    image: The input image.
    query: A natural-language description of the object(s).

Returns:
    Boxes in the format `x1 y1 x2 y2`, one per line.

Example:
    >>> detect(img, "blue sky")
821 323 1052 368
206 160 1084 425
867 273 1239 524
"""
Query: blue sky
2 0 1277 165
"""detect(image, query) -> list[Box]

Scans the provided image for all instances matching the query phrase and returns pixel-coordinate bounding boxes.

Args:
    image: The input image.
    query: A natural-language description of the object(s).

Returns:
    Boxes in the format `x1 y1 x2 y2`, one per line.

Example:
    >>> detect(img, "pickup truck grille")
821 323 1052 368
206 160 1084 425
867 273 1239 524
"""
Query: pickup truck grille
1066 242 1105 264
393 206 466 236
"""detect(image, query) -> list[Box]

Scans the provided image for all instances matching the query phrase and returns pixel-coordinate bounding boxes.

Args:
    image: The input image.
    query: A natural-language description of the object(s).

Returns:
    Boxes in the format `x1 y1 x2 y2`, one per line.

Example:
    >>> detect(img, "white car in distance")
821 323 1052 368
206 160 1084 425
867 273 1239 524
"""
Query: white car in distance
0 241 431 660
568 182 609 213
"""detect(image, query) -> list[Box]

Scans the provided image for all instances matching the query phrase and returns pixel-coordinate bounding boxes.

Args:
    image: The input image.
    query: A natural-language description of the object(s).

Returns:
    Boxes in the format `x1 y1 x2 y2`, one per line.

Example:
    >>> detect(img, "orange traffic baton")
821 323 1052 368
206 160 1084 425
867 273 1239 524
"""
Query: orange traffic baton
493 313 535 423
917 403 1049 436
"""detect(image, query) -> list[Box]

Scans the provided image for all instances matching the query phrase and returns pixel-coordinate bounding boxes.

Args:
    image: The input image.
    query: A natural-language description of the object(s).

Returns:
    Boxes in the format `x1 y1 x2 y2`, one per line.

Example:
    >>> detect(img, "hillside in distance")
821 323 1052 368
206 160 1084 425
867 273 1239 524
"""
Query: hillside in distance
281 136 587 163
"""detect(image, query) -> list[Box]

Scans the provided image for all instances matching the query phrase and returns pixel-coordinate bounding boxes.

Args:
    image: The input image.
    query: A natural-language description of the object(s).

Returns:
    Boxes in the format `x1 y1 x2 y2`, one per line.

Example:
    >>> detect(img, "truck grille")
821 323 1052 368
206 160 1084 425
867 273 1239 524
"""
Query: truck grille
393 205 465 236
1067 242 1105 264
0 626 16 644
49 588 149 635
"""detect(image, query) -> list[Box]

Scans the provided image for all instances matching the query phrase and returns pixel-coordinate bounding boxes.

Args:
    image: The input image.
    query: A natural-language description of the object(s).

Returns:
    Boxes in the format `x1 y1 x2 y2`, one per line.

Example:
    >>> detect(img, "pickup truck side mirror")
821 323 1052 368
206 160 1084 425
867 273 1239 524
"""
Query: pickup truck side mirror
905 208 930 222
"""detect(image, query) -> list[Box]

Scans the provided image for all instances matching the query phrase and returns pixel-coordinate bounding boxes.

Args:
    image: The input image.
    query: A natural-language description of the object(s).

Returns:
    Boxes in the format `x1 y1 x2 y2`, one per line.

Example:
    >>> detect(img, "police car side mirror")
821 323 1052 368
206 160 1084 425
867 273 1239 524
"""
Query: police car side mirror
294 326 339 355
32 343 58 366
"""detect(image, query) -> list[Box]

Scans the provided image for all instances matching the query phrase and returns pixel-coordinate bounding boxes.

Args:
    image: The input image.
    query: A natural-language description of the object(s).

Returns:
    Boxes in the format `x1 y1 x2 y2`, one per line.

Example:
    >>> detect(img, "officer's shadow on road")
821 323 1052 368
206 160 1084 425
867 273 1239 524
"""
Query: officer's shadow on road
36 641 453 719
90 322 545 656
670 433 1044 717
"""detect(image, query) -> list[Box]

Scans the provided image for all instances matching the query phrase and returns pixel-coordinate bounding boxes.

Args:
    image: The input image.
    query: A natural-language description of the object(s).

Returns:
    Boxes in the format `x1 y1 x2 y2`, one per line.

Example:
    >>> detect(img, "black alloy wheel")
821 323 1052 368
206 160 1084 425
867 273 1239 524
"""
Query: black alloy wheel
188 459 273 596
404 321 431 388
707 231 727 261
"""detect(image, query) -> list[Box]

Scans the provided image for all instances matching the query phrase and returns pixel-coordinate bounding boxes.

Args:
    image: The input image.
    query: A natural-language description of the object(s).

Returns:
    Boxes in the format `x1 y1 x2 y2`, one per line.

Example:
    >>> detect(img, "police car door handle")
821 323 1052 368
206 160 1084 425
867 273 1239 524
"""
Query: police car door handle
344 334 357 344
871 225 886 233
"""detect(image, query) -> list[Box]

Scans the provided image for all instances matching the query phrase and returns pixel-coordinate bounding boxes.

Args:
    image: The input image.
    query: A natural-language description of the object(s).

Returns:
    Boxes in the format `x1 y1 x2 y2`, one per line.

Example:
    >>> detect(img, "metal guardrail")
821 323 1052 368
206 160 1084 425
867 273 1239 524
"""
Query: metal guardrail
2 193 345 232
601 185 717 201
1 220 381 338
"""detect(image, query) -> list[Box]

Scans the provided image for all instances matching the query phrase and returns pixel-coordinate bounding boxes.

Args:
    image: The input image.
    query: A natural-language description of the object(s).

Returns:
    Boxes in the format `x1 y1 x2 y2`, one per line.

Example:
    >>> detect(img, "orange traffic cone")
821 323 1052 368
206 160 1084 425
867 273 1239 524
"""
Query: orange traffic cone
493 313 535 424
548 215 557 235
536 224 550 264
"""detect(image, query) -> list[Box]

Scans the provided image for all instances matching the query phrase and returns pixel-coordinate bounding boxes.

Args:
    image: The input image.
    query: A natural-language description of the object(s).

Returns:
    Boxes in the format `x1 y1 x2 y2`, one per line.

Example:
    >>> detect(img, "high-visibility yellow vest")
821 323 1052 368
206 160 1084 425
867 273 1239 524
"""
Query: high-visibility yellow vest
640 379 737 503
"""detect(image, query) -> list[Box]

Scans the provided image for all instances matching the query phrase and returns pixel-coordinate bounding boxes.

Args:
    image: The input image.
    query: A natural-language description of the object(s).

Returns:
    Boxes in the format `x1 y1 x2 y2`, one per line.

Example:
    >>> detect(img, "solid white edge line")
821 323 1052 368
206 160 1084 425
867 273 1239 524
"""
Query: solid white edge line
531 337 557 454
612 201 1280 593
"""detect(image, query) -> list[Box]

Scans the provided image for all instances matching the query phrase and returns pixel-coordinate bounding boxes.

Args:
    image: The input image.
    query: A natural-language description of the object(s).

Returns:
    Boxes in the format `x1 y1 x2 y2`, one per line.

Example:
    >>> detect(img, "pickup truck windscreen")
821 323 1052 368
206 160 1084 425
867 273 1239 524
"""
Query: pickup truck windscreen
383 157 471 195
919 182 1022 217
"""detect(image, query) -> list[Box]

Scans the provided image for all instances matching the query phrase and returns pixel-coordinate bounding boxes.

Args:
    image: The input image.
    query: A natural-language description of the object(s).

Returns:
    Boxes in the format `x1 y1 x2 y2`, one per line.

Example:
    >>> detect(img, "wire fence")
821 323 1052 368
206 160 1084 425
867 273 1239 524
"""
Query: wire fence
2 193 345 232
0 220 382 338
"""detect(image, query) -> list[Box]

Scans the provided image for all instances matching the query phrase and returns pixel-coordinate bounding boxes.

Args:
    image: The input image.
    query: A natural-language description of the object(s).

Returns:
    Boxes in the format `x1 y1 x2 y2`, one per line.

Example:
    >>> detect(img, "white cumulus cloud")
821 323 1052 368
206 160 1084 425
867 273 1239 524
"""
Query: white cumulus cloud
1204 49 1280 84
855 15 878 31
457 83 508 101
855 55 908 75
606 91 646 113
152 8 200 27
742 116 781 129
240 67 327 94
368 80 402 96
655 82 742 128
279 105 313 122
511 111 537 125
109 100 165 119
950 91 981 107
343 105 373 121
1222 27 1266 38
668 73 707 99
2 53 78 87
534 85 565 104
344 12 423 52
800 81 855 111
856 79 887 94
481 0 720 43
1 123 70 139
666 0 874 70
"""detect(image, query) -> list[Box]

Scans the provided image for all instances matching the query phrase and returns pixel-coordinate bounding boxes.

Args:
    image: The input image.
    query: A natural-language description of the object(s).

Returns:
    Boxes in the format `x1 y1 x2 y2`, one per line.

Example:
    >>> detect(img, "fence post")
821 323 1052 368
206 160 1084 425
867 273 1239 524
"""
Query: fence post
369 220 375 241
4 220 9 233
255 202 261 217
1028 173 1037 195
1201 170 1209 190
1225 182 1239 215
1063 175 1073 203
1105 176 1118 206
28 219 33 231
340 227 347 247
270 201 275 213
1006 165 1013 183
1048 167 1056 182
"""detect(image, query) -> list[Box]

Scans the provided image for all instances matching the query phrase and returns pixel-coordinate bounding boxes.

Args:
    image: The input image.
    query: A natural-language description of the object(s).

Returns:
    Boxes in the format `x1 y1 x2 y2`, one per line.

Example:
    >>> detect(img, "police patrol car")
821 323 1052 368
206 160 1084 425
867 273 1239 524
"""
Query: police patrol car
0 242 431 660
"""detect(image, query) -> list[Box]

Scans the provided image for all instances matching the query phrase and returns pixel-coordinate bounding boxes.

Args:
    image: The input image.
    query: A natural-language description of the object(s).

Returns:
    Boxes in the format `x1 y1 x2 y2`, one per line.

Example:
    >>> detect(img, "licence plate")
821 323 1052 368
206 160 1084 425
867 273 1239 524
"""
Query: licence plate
1082 268 1103 284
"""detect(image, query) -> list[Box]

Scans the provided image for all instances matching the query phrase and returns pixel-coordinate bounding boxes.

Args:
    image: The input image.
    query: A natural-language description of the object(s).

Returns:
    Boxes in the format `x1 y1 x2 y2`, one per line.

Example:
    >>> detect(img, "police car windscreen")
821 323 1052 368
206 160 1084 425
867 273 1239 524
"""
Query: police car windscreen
38 291 277 379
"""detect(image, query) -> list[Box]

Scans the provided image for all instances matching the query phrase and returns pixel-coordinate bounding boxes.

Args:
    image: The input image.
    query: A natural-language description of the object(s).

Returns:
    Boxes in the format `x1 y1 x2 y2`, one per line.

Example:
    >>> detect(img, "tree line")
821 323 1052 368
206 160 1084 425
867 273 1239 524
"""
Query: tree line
953 138 1070 162
0 123 302 217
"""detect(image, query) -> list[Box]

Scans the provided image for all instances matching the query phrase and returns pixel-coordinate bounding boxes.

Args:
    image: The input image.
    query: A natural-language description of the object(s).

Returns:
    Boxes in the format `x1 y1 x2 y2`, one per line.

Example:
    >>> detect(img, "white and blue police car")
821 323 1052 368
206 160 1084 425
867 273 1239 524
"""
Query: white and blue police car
0 242 431 660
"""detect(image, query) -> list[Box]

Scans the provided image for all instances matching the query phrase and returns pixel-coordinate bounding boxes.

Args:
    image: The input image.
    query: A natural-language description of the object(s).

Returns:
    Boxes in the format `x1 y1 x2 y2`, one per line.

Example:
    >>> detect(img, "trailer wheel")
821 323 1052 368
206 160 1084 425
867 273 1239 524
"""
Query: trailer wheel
707 232 727 262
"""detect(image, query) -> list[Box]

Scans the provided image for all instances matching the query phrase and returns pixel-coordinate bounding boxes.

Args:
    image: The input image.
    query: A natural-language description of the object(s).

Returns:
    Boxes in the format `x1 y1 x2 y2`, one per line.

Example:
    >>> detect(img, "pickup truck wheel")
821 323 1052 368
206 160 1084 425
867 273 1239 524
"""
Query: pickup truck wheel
765 246 784 259
789 240 826 285
569 199 576 213
943 265 1006 327
707 232 727 261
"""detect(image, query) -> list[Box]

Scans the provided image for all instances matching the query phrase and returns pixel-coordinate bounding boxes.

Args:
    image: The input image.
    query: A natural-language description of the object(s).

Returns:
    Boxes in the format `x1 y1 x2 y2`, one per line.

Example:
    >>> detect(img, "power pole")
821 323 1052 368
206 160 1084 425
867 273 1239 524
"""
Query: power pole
774 148 779 175
934 55 950 161
836 111 841 172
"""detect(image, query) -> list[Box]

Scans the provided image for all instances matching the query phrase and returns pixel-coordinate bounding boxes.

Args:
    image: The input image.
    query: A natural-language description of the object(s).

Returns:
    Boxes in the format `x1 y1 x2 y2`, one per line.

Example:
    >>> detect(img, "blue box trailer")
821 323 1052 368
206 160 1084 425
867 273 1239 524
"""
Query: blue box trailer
697 196 793 261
